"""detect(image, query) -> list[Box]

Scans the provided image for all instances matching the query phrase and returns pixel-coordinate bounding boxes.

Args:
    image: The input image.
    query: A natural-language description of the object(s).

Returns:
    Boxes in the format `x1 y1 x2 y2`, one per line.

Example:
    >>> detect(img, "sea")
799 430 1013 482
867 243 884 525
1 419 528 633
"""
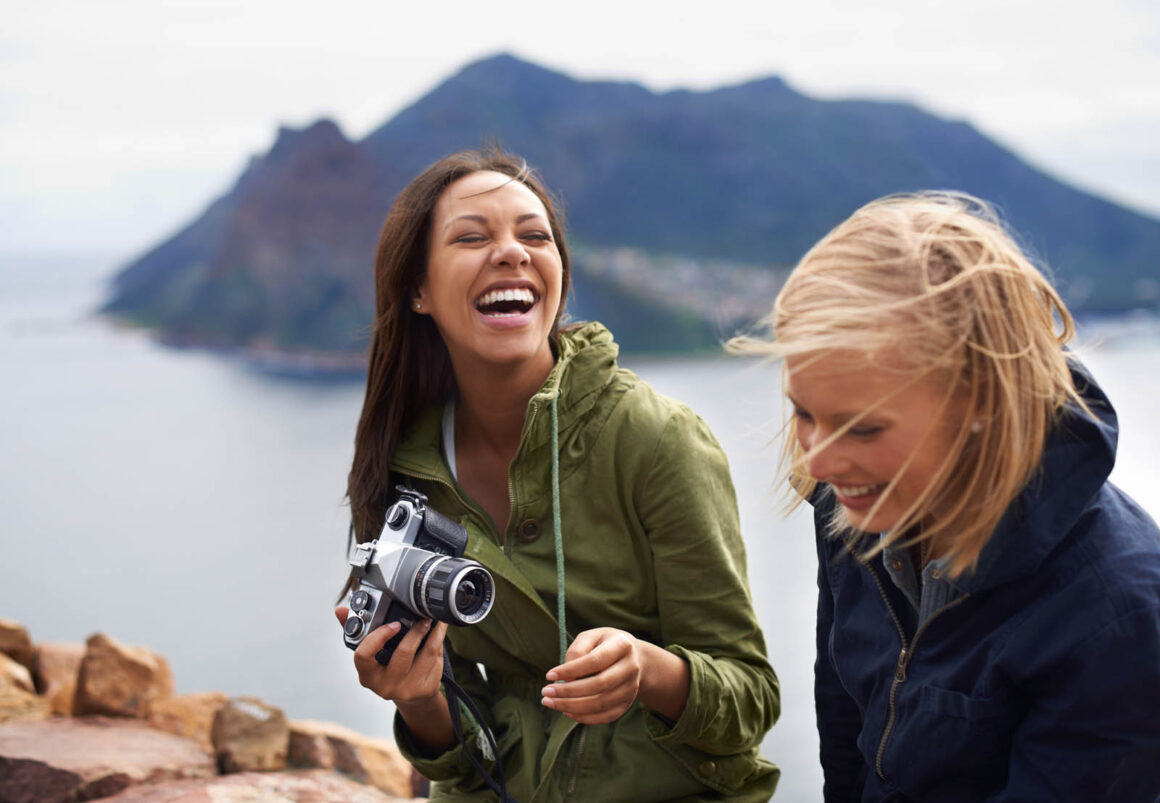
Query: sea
2 254 1158 801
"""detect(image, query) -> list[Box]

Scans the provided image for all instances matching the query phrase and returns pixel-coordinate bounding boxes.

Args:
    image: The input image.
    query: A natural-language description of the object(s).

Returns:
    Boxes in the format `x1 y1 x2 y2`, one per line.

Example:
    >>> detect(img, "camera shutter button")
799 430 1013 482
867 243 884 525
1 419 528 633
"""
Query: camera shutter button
517 519 541 542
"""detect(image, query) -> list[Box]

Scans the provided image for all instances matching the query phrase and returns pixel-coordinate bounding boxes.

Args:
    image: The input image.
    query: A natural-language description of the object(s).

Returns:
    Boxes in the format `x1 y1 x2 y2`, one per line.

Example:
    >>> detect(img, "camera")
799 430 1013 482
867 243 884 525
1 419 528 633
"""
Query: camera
344 487 495 665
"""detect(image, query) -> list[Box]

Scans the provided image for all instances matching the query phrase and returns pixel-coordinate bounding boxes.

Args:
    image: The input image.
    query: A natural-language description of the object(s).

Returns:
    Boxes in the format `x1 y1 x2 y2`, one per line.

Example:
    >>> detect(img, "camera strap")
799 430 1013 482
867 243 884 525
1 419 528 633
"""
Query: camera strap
441 652 519 803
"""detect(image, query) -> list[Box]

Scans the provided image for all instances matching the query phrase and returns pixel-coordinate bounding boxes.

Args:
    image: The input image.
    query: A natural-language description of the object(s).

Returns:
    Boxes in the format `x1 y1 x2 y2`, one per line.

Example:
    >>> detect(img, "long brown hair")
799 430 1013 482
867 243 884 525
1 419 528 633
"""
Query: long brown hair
347 149 571 543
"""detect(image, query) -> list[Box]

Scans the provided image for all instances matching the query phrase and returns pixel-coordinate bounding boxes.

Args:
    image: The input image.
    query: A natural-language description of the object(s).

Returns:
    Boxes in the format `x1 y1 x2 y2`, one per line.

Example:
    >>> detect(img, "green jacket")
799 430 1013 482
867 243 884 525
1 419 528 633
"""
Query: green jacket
389 322 780 802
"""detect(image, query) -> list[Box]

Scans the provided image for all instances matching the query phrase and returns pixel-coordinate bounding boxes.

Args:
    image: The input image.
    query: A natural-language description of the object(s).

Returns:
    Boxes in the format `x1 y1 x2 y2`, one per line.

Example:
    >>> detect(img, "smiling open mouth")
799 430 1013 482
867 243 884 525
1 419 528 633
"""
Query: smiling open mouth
834 482 888 498
475 288 536 317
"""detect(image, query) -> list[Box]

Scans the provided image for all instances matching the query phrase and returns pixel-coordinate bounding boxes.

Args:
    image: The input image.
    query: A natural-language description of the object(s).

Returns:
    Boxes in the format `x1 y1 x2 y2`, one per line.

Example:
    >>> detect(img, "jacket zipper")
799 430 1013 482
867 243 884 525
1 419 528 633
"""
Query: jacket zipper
563 726 588 802
853 554 909 780
857 551 971 779
503 402 539 555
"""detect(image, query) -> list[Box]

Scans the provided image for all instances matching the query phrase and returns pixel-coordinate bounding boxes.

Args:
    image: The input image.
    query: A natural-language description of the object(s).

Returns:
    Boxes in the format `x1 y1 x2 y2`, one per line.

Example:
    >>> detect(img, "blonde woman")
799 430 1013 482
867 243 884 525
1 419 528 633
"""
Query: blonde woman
733 193 1160 801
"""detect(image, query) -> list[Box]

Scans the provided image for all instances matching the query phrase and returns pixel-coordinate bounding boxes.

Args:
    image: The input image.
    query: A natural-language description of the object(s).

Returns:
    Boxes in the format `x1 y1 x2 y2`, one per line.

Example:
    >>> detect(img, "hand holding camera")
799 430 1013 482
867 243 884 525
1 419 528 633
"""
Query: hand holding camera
338 488 496 755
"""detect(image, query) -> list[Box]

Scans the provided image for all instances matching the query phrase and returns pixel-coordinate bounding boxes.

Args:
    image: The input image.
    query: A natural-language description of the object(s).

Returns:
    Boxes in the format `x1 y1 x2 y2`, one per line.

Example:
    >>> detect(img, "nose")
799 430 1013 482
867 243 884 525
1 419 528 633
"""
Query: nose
493 237 530 269
801 427 851 482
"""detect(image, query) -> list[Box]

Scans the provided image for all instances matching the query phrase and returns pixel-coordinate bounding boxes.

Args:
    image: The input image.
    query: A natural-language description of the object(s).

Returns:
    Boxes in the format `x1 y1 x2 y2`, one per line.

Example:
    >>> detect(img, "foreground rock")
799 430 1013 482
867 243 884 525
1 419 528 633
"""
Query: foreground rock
0 621 36 681
101 768 413 801
289 720 415 797
74 633 175 718
149 692 229 752
212 697 289 773
0 686 50 725
0 622 424 800
0 654 33 694
35 641 84 716
0 717 215 802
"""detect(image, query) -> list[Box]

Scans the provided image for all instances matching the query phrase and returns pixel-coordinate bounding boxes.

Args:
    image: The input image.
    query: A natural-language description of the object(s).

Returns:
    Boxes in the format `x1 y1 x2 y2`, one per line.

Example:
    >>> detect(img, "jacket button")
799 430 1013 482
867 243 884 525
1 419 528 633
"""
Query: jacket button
891 559 904 571
517 519 541 542
698 760 717 778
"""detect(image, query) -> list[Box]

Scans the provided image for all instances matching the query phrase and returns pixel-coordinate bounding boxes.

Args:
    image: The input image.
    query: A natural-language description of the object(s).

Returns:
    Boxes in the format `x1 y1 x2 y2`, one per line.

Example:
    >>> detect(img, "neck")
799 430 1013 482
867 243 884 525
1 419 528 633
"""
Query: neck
451 347 556 454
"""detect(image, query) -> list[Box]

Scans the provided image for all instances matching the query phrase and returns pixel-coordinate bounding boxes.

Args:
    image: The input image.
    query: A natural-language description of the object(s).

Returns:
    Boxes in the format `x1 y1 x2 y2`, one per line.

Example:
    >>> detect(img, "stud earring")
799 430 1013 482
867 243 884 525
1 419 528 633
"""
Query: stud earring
414 302 422 311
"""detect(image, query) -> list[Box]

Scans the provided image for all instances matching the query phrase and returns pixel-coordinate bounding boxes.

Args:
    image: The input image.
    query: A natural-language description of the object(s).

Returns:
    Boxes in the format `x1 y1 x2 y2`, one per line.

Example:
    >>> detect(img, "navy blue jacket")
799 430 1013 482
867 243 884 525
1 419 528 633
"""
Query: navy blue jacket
813 368 1160 802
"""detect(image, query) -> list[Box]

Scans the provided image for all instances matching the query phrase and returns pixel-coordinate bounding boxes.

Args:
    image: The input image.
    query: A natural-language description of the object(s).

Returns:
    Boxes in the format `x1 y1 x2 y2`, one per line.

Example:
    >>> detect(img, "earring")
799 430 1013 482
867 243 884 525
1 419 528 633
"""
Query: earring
414 302 422 311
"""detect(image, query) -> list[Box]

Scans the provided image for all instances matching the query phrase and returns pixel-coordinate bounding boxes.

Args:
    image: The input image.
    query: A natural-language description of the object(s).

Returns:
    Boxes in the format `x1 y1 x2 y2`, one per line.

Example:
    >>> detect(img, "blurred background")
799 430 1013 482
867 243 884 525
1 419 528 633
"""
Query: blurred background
3 2 1159 799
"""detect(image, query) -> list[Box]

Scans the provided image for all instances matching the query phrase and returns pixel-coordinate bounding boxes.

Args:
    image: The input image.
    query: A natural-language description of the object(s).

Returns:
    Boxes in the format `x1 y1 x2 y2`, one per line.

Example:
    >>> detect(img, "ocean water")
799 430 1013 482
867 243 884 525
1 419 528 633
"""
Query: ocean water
2 255 1157 801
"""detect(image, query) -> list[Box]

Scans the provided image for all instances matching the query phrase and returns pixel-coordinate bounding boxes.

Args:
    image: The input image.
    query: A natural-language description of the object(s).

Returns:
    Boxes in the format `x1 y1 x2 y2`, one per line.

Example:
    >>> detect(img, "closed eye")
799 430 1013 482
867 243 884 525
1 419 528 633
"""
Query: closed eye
452 233 487 244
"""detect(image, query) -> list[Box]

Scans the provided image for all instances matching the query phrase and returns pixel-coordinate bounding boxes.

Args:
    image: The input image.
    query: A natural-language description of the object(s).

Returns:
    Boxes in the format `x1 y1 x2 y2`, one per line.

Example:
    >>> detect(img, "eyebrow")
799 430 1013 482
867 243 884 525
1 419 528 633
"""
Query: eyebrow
786 394 868 421
442 212 547 231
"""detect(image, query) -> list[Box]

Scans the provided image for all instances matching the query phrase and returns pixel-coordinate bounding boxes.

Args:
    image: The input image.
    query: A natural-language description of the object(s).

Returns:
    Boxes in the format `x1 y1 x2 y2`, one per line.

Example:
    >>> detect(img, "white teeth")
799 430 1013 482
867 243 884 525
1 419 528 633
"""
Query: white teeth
834 482 887 497
475 287 534 309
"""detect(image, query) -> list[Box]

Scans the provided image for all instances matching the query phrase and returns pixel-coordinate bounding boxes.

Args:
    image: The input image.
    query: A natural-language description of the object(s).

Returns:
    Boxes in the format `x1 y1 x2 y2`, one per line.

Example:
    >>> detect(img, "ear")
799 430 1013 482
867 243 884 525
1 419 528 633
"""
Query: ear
411 289 429 315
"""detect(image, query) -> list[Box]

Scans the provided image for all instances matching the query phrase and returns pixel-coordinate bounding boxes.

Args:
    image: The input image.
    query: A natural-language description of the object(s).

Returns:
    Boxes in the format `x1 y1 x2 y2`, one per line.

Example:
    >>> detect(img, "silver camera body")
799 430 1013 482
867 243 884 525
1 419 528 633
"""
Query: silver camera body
343 488 495 665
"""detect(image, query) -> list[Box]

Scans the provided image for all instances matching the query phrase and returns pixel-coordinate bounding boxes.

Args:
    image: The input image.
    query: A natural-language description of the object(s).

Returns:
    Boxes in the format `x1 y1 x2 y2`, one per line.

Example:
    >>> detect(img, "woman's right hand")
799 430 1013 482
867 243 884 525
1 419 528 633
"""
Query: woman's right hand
335 606 455 753
334 606 449 704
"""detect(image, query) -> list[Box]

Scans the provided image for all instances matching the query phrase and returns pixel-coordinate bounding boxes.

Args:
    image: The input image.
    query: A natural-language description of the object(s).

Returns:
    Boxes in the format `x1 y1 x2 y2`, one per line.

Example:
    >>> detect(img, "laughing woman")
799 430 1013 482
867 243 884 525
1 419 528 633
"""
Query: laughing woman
732 193 1160 801
336 150 779 801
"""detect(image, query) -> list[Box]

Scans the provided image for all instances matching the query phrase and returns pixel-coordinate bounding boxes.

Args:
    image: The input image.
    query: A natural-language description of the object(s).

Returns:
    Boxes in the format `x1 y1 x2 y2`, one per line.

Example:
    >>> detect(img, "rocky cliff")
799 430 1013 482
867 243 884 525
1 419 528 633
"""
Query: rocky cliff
0 619 423 802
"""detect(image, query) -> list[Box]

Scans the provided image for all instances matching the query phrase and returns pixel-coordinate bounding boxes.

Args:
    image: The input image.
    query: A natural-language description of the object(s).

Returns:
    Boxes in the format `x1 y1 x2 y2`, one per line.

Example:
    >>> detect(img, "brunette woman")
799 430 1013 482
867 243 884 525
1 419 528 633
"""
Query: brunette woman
337 150 780 801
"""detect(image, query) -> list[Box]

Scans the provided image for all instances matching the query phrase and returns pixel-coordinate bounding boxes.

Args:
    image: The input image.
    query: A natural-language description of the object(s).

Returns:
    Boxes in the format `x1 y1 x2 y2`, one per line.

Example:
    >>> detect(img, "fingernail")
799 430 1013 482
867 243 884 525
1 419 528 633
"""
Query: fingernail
546 670 558 681
385 622 401 633
541 686 556 698
541 697 555 709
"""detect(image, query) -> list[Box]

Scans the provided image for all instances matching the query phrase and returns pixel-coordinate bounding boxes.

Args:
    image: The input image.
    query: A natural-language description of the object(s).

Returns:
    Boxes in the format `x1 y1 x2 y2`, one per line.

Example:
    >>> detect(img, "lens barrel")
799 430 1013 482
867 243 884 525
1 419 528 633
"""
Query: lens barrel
413 556 495 625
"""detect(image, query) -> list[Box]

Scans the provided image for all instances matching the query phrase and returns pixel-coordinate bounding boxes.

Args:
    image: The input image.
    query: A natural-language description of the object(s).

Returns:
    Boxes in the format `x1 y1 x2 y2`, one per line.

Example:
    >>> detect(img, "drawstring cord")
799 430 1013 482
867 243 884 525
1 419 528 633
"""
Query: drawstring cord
550 392 566 664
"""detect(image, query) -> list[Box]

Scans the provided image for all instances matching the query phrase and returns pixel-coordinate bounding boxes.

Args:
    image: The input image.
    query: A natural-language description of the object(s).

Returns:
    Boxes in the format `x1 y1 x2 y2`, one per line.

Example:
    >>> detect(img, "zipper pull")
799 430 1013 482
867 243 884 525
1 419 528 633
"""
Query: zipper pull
895 648 909 682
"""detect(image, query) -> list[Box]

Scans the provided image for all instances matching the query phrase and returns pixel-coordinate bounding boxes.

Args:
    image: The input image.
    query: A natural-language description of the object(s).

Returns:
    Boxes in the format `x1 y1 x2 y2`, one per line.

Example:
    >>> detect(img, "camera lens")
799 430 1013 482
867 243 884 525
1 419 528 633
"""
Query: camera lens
413 556 494 625
344 615 365 640
455 577 484 615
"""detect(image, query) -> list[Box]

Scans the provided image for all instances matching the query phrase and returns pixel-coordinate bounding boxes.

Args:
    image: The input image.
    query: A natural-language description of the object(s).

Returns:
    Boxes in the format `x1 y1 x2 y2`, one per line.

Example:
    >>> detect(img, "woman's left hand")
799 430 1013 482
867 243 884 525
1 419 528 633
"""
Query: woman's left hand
541 627 690 725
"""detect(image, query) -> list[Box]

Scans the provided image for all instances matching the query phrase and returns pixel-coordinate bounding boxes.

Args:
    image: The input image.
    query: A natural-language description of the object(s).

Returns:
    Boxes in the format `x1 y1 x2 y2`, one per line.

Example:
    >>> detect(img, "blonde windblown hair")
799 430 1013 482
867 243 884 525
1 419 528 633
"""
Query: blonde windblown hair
731 192 1089 576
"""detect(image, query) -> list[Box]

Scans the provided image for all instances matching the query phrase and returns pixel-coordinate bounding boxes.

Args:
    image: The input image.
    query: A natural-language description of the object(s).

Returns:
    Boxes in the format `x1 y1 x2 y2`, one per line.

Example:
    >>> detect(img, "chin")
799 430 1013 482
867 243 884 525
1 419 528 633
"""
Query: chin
833 504 901 536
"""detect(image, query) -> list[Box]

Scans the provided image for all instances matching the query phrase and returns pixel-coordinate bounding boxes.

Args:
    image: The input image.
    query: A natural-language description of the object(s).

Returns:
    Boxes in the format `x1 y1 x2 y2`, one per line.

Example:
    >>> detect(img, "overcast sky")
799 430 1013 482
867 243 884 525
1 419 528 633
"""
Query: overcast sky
3 0 1158 262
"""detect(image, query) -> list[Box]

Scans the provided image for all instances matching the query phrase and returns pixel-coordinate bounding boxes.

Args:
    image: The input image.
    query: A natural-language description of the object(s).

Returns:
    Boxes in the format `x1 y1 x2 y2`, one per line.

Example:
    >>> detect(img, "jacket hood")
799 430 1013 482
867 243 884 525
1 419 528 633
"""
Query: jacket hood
391 321 619 475
962 360 1119 592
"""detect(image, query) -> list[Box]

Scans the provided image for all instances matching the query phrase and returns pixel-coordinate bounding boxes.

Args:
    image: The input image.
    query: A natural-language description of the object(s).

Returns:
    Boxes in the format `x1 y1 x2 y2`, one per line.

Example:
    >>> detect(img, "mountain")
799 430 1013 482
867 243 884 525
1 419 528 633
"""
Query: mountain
104 54 1160 363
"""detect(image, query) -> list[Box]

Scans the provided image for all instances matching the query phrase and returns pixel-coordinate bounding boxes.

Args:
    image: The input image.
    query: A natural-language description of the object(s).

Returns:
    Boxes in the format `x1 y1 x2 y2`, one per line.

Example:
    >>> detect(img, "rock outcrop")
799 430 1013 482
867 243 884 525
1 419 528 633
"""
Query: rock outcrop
0 717 215 802
211 697 289 774
289 720 416 798
0 621 36 680
0 623 419 801
147 692 229 752
102 768 408 801
74 633 175 718
35 642 85 716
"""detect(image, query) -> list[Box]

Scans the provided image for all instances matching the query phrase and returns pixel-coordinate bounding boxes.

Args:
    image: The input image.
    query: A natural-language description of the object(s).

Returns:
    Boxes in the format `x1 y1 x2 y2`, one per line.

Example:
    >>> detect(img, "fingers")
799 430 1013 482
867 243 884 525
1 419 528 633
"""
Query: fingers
334 606 349 625
548 629 631 682
542 628 643 724
542 690 638 724
544 660 636 700
350 619 448 703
